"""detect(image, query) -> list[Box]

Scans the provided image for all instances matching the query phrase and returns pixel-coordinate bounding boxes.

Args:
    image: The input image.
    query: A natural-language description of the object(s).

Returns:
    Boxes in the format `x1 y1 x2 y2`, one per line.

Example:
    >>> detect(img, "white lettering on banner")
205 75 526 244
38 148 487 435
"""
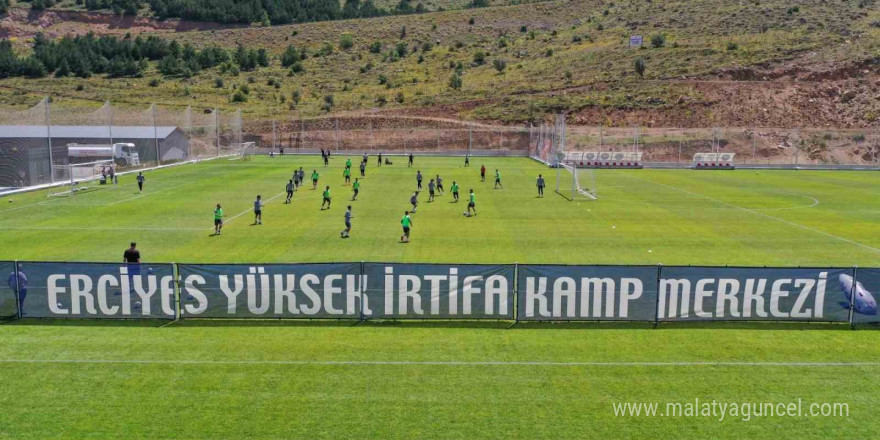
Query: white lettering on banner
181 269 365 316
525 276 643 319
42 268 175 317
183 275 208 315
659 273 829 320
372 266 505 317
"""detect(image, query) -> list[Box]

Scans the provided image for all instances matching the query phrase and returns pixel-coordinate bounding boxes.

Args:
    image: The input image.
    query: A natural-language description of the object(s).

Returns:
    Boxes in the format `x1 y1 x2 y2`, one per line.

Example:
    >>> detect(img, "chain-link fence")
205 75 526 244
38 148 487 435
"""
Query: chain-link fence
2 100 878 191
564 126 880 169
0 99 243 189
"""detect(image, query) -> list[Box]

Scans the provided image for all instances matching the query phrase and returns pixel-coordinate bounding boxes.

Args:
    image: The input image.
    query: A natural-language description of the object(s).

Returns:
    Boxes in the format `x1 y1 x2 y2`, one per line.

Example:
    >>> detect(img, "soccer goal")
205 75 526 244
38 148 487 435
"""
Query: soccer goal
48 160 116 197
230 142 257 161
556 163 597 201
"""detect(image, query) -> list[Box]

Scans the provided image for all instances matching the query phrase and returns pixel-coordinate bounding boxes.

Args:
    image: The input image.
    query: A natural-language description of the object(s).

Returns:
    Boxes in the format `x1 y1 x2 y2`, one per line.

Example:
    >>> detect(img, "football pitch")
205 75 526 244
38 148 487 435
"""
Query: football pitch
0 155 878 265
1 156 879 439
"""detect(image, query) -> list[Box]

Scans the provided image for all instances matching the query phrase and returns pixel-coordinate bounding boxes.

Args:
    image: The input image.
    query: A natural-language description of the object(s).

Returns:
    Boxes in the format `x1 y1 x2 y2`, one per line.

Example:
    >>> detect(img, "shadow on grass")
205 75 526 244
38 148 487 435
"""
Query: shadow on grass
0 318 869 331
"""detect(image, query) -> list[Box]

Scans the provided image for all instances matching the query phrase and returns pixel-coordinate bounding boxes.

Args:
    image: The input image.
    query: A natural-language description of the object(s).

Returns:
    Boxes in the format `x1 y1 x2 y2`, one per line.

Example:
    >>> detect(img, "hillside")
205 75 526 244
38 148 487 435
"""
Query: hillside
0 0 877 128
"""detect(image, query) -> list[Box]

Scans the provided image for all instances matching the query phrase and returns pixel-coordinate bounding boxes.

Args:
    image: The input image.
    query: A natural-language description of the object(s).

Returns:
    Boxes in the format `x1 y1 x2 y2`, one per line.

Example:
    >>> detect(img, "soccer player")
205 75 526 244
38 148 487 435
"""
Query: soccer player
494 169 503 189
362 153 368 165
537 174 545 197
213 204 224 235
410 191 419 213
341 205 353 238
416 170 423 190
285 180 294 204
428 179 436 202
464 155 470 167
451 181 460 202
321 186 332 210
346 158 352 170
467 189 477 216
311 170 319 189
298 168 305 189
253 195 263 225
378 153 382 166
343 166 351 185
436 175 444 194
136 172 145 193
480 165 486 182
359 160 366 177
400 211 413 242
408 153 414 167
323 151 329 167
352 178 360 201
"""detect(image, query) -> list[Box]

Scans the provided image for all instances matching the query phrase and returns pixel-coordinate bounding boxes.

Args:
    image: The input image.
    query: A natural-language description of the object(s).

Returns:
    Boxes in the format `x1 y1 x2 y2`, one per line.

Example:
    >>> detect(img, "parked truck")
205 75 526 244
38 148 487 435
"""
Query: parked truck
67 143 141 166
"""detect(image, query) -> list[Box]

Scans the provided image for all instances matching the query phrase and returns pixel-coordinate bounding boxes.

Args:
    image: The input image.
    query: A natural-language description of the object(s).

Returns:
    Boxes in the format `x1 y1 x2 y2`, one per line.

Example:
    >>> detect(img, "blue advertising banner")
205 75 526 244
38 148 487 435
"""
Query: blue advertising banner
177 263 363 318
362 263 515 319
0 261 18 318
517 265 658 321
656 267 853 322
850 268 880 325
18 261 176 319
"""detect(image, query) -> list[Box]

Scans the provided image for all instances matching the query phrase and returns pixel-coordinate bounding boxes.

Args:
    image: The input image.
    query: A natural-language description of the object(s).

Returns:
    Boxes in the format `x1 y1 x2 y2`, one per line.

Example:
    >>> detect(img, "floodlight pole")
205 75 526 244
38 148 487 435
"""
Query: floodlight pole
152 104 160 166
45 97 55 183
215 109 221 157
108 102 114 147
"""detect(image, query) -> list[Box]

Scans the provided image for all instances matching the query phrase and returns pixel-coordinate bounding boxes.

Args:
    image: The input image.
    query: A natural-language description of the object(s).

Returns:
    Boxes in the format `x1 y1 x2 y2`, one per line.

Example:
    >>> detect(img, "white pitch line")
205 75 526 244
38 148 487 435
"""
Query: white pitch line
221 191 287 227
0 226 205 232
627 174 880 255
0 359 878 367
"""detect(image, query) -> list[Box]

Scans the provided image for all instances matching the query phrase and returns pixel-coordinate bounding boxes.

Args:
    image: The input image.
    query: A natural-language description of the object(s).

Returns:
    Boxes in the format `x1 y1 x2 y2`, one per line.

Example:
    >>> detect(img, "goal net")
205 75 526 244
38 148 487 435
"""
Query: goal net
230 142 256 161
48 160 116 197
556 163 597 201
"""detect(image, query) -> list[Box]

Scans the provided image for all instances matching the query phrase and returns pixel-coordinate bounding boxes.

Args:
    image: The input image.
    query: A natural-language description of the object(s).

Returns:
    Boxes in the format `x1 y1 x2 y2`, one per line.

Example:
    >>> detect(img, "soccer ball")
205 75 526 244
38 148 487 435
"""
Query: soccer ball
147 267 154 274
134 301 142 310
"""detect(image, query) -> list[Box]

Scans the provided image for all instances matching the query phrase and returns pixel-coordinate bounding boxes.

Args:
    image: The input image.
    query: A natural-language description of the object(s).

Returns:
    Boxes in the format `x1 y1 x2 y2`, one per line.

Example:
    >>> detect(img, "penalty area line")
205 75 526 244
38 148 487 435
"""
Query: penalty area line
625 174 880 255
0 359 877 367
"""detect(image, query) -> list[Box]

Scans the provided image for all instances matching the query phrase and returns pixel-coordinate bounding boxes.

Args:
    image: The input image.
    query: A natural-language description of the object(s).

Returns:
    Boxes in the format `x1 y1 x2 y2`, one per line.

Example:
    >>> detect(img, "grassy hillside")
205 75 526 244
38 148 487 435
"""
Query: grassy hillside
0 0 877 127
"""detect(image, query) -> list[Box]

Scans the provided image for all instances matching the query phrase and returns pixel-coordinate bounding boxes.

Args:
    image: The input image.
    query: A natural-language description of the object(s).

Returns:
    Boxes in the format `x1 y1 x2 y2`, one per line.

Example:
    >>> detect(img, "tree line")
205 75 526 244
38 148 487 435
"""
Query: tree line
0 33 268 79
7 0 433 25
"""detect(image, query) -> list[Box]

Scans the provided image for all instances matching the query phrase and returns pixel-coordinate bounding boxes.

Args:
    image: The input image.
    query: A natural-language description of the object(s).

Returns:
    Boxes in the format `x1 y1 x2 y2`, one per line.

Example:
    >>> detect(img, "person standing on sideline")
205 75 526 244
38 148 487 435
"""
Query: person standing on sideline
136 172 145 193
7 265 27 315
464 155 470 167
123 242 141 301
480 165 486 182
378 153 382 166
408 153 414 167
537 174 545 197
341 205 353 238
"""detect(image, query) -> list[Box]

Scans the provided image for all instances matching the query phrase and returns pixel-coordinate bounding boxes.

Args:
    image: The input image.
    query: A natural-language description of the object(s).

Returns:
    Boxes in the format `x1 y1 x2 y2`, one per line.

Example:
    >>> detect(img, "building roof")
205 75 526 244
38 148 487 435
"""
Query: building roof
0 125 178 139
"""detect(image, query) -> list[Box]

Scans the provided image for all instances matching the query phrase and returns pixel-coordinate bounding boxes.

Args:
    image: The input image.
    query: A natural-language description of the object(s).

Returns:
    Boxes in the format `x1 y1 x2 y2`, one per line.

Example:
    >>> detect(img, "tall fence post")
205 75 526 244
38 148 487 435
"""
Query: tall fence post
653 264 663 328
849 266 858 329
513 263 519 323
152 104 160 166
359 261 366 322
272 120 277 151
334 119 340 154
752 127 757 164
215 109 221 157
45 97 55 182
13 260 22 319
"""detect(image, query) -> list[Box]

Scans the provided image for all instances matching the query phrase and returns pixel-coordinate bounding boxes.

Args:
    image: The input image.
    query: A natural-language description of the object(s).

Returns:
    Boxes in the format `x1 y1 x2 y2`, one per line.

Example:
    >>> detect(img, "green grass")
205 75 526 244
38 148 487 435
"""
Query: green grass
1 156 879 265
1 157 880 439
0 320 878 439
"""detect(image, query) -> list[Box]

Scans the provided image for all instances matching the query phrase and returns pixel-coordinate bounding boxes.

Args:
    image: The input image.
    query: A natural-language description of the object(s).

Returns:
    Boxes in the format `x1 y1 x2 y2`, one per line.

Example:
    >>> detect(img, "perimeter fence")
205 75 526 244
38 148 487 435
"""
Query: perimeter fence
2 261 878 327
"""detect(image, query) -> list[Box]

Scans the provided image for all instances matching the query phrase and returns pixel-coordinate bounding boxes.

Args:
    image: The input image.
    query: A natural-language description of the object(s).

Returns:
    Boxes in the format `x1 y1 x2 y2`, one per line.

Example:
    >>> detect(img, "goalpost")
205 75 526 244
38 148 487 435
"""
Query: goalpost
556 163 598 201
229 142 256 161
48 160 116 197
